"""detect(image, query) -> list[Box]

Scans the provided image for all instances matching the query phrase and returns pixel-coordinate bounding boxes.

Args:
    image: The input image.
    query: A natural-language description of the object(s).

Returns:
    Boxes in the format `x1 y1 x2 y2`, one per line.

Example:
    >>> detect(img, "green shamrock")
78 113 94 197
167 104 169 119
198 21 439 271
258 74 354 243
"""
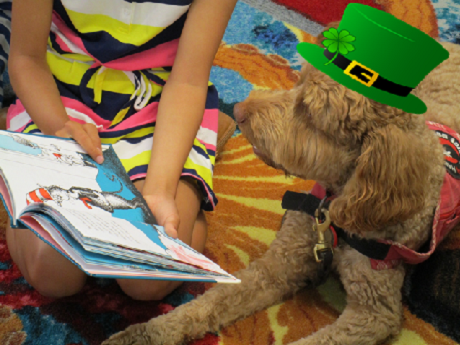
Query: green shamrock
323 28 356 65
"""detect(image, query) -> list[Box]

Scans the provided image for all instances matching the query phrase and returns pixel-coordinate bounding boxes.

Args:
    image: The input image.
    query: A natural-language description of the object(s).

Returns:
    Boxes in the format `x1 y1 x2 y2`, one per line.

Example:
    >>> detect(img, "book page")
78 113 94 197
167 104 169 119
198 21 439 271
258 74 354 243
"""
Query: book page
0 167 13 220
56 208 168 255
21 214 239 283
55 207 229 274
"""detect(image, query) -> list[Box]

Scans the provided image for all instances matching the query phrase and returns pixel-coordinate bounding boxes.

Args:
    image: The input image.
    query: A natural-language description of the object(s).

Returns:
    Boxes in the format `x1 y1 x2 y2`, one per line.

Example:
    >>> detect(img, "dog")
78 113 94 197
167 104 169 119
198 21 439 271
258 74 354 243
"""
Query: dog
102 23 460 345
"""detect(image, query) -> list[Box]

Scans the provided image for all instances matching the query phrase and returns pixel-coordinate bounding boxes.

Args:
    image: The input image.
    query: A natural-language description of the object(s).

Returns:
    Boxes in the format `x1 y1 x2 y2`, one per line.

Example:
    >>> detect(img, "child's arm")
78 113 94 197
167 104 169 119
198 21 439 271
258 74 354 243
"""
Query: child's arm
9 0 103 163
142 0 238 234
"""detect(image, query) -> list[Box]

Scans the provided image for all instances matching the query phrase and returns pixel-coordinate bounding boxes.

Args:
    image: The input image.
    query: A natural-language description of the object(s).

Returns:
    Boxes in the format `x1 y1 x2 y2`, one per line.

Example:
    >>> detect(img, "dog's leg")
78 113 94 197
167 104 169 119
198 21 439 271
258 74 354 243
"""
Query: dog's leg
289 247 405 345
102 211 322 345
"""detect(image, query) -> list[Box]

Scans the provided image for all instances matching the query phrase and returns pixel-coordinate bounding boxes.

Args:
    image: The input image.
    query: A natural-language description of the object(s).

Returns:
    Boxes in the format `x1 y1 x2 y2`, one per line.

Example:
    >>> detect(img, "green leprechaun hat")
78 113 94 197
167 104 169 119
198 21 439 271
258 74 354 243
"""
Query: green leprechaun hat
297 3 449 114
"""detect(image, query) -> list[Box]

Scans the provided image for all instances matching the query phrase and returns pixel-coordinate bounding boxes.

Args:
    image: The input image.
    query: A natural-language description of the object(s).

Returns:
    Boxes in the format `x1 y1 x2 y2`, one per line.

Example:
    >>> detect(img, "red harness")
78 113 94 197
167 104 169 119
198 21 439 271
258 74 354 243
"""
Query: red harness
309 121 460 270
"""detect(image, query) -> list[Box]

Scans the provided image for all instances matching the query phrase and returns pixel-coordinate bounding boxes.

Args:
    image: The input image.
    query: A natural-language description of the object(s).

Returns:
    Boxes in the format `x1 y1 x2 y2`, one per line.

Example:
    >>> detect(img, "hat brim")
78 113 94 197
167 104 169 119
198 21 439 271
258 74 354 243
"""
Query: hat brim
297 43 427 114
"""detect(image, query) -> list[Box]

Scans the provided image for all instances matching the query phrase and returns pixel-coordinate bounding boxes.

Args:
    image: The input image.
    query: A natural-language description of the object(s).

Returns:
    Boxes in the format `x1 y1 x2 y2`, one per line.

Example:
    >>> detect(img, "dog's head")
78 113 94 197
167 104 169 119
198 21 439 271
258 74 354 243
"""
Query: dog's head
235 23 433 235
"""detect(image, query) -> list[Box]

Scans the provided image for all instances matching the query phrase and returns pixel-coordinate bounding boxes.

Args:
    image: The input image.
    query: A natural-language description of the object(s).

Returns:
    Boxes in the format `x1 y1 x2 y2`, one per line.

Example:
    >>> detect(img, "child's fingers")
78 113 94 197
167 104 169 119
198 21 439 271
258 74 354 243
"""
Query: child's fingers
65 122 103 164
82 123 102 150
163 217 179 239
54 126 72 139
82 123 104 164
164 224 178 239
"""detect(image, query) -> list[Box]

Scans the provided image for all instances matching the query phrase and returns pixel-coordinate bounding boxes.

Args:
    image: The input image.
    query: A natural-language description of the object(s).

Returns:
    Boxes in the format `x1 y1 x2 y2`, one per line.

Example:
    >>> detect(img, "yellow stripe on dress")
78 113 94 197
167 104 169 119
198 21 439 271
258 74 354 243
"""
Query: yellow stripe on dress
23 123 39 134
110 107 130 128
184 154 214 189
190 138 216 167
101 126 154 146
65 10 166 46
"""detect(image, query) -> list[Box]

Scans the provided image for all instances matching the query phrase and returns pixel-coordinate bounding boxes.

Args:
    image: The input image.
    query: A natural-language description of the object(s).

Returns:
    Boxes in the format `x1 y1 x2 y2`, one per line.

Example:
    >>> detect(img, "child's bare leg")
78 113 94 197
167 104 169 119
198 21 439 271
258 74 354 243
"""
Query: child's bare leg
5 224 87 298
116 177 207 301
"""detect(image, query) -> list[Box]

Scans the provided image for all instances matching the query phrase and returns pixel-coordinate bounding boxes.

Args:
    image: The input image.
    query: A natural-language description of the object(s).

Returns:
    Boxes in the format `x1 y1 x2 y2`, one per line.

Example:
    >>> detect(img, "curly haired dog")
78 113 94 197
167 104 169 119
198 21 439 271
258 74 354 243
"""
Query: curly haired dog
103 26 460 345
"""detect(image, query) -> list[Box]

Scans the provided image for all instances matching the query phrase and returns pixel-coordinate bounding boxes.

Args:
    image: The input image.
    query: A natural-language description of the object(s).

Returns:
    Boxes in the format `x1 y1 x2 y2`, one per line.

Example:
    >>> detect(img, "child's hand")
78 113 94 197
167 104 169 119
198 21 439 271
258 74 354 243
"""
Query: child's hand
55 120 104 164
143 193 179 239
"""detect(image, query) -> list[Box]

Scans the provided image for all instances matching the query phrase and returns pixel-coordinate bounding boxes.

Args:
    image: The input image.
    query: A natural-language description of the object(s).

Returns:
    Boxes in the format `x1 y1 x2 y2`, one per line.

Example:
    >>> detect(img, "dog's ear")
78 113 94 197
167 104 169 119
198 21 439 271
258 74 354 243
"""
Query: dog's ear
329 124 431 233
316 21 341 47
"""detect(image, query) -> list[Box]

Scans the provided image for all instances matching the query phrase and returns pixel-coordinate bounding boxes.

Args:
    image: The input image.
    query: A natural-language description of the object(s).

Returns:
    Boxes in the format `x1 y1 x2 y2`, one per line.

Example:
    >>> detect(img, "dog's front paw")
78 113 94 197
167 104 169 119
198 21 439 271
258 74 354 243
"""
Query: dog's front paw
102 322 151 345
102 318 185 345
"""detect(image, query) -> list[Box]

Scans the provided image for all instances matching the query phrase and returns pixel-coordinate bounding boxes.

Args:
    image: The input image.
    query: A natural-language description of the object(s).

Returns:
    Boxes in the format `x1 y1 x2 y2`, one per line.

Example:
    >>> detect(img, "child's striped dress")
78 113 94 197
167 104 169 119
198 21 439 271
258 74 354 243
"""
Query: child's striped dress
7 0 219 210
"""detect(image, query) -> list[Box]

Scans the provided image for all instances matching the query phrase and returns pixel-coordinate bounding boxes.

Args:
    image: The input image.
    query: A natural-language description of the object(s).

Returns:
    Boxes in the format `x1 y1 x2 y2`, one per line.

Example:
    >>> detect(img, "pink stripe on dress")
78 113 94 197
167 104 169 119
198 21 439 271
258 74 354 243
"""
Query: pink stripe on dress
53 32 73 53
201 109 219 132
52 12 95 60
102 102 158 132
101 39 180 71
6 101 32 132
129 173 147 181
197 139 216 153
6 100 26 122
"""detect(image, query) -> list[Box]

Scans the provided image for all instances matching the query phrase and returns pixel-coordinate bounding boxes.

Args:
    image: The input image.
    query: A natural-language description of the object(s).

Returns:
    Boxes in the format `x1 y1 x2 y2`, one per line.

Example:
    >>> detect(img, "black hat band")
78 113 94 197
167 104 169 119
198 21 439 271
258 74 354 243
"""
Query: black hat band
323 50 414 97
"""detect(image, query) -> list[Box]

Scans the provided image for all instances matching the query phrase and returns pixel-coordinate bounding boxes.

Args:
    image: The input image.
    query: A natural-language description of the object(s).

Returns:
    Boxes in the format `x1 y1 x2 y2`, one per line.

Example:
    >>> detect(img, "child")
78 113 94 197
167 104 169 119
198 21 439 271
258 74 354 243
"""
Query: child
5 0 238 300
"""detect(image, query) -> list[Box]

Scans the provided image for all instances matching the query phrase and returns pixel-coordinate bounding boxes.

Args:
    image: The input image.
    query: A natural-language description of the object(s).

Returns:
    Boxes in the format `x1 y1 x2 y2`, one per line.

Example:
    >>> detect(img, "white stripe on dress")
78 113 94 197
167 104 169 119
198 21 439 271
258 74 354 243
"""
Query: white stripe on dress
112 132 214 171
196 127 217 148
9 111 32 131
9 108 104 132
188 146 214 171
112 135 153 160
61 0 190 28
66 108 104 128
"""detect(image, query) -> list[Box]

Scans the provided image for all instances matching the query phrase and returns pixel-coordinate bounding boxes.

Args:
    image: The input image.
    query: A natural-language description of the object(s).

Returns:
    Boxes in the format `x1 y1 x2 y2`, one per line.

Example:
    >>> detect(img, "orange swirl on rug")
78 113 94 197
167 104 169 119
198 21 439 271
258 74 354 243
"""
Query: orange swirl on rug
376 0 438 37
0 305 26 345
214 43 301 90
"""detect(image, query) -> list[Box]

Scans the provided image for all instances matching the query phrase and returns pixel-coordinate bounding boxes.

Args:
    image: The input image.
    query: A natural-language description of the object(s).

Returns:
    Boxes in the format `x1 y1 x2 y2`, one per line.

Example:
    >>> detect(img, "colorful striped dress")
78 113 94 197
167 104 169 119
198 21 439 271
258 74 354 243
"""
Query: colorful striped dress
6 0 219 210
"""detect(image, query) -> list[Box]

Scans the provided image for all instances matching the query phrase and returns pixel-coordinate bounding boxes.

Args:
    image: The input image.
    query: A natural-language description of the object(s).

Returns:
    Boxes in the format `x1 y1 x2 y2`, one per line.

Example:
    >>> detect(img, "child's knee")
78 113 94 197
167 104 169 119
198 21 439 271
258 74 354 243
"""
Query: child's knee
27 261 87 298
6 225 86 298
117 279 181 301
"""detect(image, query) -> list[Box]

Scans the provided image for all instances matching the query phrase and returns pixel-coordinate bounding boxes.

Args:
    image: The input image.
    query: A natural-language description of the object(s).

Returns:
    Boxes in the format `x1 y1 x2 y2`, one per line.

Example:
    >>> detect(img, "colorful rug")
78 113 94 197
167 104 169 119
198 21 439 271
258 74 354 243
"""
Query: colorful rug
1 1 460 344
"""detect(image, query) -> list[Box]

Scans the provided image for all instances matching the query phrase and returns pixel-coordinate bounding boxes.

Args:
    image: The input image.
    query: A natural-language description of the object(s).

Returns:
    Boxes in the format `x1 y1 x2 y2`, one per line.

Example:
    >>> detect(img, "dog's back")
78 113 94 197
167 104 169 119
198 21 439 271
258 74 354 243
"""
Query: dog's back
415 42 460 132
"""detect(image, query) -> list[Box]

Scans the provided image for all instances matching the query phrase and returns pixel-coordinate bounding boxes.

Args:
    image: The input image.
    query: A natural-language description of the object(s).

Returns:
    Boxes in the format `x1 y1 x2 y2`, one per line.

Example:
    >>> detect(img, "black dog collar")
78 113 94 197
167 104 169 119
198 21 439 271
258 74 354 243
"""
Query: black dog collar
282 191 393 262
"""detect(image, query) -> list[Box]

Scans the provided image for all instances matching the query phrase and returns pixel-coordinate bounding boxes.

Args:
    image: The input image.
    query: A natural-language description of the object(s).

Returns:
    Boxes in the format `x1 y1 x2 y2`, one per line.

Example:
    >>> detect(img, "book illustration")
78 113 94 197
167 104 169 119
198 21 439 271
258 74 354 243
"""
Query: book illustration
6 133 97 168
26 182 151 215
95 148 156 225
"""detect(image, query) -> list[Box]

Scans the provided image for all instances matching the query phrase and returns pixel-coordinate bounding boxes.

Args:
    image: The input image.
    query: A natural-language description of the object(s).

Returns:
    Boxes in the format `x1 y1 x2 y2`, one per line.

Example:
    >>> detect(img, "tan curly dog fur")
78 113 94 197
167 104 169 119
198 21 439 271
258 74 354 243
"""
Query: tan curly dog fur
103 25 460 345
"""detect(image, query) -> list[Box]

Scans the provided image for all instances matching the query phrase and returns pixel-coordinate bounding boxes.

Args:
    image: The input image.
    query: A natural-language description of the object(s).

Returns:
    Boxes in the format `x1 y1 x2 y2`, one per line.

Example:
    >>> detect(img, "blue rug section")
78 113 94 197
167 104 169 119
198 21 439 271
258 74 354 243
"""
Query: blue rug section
210 68 254 106
210 1 304 119
222 1 303 69
432 0 460 43
16 306 89 345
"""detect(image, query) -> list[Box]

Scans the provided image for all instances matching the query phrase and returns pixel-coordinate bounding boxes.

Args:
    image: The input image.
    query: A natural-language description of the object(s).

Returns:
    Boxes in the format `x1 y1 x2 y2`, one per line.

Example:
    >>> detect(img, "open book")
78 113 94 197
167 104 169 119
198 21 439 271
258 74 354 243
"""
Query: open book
0 130 240 284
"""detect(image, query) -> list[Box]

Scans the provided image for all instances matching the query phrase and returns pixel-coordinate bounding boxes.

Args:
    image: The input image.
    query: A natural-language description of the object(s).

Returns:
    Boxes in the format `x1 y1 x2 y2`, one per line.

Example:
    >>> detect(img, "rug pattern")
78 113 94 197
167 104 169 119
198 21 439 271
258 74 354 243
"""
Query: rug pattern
1 1 460 344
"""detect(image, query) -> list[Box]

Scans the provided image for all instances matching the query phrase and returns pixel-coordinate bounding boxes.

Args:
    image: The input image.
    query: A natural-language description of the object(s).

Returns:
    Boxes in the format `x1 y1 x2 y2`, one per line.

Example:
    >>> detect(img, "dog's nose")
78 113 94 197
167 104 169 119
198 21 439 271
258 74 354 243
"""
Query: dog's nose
234 103 246 124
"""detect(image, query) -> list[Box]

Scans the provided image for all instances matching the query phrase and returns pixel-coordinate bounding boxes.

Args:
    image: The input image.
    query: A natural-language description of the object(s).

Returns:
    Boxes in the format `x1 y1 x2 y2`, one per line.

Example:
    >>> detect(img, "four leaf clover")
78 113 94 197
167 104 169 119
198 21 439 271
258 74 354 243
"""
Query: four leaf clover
323 28 356 65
